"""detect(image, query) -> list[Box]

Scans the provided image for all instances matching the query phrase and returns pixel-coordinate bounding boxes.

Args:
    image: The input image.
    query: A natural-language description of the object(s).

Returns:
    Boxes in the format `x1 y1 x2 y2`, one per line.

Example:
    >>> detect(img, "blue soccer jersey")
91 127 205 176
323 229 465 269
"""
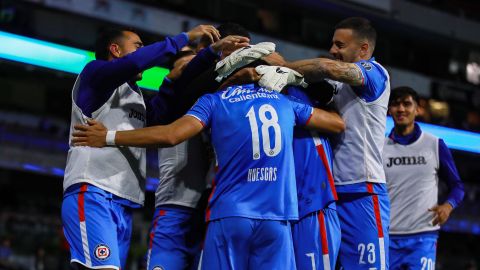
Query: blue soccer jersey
187 83 313 221
287 87 338 218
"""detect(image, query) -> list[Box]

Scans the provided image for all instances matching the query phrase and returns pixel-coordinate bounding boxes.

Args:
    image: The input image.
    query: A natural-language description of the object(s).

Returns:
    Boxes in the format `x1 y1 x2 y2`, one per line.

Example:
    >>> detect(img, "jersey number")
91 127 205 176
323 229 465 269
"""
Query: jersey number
421 257 434 270
246 105 282 160
358 243 376 264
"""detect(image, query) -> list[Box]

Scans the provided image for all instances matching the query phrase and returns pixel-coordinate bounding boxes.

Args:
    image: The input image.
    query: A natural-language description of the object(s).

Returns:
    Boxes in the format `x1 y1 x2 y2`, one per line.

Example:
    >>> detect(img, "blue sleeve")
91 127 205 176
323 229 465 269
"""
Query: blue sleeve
145 79 176 126
288 97 314 126
185 94 216 127
438 139 465 208
76 33 188 117
174 46 219 91
352 60 388 102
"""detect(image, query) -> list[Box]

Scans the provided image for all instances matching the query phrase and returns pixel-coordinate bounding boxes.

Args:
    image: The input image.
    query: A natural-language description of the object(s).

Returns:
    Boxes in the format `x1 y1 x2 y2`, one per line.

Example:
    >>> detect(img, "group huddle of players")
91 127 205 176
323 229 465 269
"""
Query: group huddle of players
61 17 464 270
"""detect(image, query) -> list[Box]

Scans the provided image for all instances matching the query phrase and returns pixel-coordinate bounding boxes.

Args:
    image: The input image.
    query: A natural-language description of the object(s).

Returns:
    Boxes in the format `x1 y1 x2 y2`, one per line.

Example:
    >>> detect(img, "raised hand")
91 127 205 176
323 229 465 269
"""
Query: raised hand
211 35 250 56
71 119 108 148
186 25 221 43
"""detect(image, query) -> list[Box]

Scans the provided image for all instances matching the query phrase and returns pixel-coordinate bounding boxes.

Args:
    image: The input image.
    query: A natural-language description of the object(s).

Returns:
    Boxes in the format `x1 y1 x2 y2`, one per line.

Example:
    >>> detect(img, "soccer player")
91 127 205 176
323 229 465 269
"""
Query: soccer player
384 86 464 270
61 25 220 270
286 84 341 270
271 17 391 269
70 66 345 269
144 34 250 270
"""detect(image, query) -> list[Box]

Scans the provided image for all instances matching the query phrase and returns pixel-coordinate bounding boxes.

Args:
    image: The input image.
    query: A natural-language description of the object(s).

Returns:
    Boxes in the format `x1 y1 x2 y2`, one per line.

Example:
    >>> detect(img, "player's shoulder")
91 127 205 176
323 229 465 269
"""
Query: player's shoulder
356 57 389 78
421 131 440 142
80 60 107 77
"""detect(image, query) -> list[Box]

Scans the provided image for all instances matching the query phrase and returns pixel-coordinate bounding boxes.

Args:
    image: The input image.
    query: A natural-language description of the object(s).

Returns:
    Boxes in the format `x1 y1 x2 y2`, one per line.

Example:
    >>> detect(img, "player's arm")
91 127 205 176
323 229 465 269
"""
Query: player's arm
71 116 204 148
168 36 250 119
286 58 363 86
305 108 345 134
89 25 220 91
176 35 250 89
429 139 465 226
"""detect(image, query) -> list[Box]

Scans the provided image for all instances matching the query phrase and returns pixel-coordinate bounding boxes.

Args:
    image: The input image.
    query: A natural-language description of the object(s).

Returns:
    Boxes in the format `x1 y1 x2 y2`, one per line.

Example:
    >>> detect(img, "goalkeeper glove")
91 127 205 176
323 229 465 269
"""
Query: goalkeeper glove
215 42 275 82
255 65 308 92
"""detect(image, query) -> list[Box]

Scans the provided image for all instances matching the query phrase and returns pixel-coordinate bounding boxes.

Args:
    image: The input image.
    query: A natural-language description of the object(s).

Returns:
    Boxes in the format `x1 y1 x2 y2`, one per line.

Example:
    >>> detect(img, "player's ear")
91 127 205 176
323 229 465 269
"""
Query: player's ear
109 43 121 58
360 42 369 58
414 101 420 117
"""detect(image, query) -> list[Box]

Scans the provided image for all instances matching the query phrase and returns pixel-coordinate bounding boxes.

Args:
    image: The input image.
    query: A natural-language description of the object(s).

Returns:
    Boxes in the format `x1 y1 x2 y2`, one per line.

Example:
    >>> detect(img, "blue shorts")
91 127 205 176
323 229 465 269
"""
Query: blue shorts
146 206 203 270
291 204 341 270
61 185 133 269
389 233 438 270
199 217 295 270
336 186 390 270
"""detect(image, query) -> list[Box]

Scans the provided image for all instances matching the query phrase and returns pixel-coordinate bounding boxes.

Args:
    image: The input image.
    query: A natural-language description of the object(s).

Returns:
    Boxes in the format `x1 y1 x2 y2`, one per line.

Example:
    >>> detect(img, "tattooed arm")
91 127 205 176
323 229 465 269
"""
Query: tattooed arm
286 58 363 86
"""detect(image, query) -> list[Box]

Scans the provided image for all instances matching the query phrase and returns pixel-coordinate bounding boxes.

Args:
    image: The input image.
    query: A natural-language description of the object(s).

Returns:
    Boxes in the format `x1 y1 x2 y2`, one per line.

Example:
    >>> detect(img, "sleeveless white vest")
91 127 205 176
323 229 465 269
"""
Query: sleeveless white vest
64 76 146 205
383 132 441 234
329 62 390 185
155 133 210 208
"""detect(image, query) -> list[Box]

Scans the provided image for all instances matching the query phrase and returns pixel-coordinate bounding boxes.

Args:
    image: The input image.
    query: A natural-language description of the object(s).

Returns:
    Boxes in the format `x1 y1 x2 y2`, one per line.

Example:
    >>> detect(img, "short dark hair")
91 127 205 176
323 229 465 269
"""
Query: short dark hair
217 22 250 39
335 17 377 50
389 86 420 106
94 29 129 60
197 22 250 50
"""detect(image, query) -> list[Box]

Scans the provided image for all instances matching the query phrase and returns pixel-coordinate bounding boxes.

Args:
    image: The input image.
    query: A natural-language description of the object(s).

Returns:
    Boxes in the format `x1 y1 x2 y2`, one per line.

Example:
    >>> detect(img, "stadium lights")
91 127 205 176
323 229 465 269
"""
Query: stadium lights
0 30 169 90
0 30 479 154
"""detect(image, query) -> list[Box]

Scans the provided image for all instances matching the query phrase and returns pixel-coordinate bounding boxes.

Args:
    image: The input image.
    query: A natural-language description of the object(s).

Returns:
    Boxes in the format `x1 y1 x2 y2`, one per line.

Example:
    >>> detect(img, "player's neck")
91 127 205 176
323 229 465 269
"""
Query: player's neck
394 123 415 137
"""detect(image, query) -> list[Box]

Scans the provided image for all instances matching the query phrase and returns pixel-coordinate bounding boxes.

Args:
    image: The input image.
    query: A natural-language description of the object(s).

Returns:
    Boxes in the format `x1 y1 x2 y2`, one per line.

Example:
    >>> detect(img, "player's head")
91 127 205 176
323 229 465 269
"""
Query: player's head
197 22 250 51
218 22 251 39
389 86 420 128
95 29 144 80
330 17 376 63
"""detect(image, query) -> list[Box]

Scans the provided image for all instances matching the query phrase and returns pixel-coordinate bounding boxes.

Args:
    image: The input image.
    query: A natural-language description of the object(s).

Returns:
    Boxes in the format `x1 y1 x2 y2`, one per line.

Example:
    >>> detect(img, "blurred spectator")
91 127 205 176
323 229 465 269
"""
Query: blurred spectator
416 97 432 123
429 99 452 126
34 247 45 270
0 238 13 267
463 109 480 132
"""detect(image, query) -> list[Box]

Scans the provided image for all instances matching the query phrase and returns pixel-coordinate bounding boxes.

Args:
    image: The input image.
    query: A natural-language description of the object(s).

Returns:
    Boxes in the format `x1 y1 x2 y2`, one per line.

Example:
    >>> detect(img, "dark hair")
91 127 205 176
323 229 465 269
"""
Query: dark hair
217 22 250 39
389 86 420 106
335 17 377 50
94 29 129 60
197 22 250 50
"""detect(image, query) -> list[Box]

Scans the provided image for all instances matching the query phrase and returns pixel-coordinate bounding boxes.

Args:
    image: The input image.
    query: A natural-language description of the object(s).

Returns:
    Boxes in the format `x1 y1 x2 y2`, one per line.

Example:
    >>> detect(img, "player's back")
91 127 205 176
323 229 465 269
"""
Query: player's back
187 83 313 222
287 87 338 218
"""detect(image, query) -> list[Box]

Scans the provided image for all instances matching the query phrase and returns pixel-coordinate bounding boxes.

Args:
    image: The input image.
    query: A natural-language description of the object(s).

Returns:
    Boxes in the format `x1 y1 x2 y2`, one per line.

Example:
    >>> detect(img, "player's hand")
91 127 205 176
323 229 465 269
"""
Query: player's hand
166 54 195 80
261 52 287 66
186 25 220 43
429 203 453 226
210 35 250 56
215 42 276 82
72 119 108 148
256 65 308 92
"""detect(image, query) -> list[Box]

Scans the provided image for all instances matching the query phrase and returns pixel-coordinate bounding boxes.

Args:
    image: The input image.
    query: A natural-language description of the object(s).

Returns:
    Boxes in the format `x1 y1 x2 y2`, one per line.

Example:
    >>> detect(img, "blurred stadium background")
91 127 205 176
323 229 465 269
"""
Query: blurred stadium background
0 0 479 269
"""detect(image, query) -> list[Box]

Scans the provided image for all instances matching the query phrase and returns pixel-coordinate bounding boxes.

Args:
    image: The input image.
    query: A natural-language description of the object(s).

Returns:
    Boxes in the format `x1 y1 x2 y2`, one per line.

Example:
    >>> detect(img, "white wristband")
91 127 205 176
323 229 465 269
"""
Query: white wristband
106 130 116 146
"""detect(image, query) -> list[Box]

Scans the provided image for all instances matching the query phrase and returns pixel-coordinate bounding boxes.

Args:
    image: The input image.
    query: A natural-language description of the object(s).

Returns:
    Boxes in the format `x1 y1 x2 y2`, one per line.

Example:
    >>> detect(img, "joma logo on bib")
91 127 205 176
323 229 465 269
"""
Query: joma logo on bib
386 156 427 167
129 108 145 123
